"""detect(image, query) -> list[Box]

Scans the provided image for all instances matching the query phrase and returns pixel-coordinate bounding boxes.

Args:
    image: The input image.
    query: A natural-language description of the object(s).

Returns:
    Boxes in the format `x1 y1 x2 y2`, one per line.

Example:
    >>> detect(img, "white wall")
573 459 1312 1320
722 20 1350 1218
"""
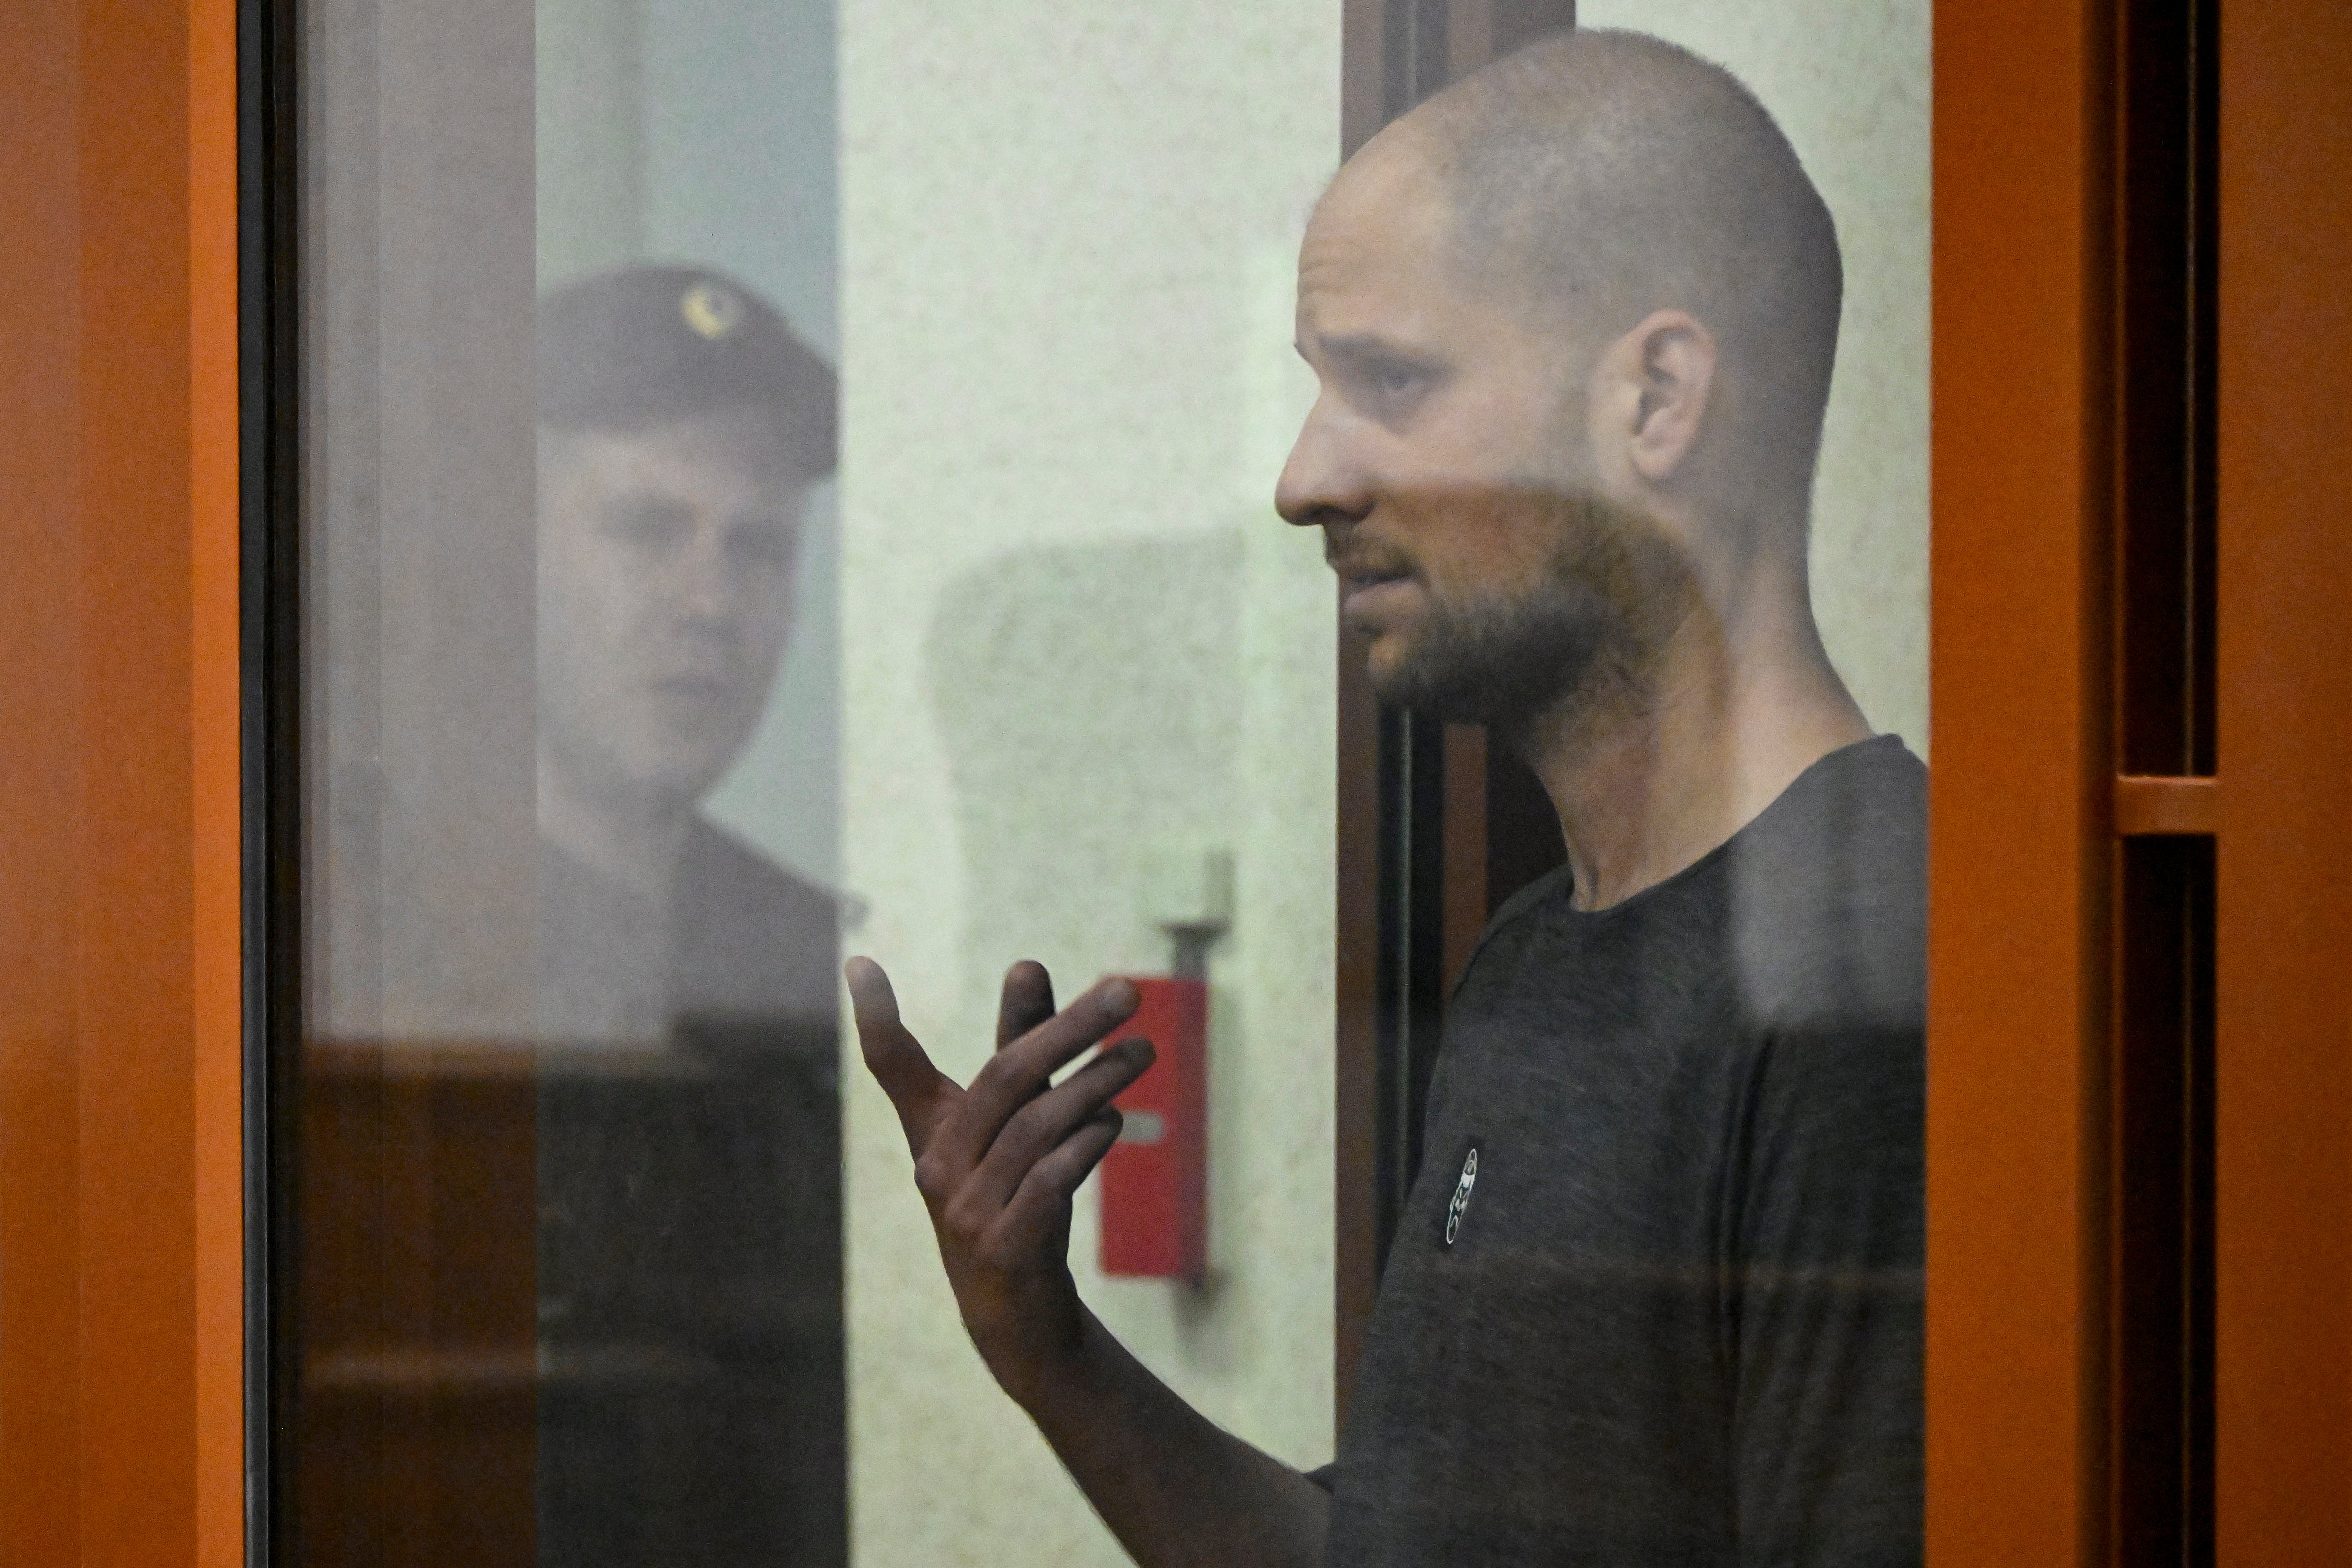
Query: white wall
838 2 1343 1562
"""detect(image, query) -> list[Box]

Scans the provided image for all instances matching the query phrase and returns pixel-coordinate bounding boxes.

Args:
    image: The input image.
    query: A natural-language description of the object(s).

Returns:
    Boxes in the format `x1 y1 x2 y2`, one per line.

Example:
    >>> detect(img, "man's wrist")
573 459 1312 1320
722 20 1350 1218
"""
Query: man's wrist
998 1304 1112 1423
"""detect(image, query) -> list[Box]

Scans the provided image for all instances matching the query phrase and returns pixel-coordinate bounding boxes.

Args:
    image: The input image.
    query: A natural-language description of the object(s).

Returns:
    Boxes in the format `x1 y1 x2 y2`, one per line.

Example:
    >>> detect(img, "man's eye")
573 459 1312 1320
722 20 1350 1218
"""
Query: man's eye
727 524 794 570
1358 360 1431 414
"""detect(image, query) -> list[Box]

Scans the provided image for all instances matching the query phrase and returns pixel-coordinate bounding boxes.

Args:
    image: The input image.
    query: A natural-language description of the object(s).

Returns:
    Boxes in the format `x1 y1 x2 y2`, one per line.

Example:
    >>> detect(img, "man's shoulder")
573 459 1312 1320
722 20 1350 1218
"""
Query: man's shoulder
1451 738 1925 1028
1727 734 1926 1036
1741 733 1927 892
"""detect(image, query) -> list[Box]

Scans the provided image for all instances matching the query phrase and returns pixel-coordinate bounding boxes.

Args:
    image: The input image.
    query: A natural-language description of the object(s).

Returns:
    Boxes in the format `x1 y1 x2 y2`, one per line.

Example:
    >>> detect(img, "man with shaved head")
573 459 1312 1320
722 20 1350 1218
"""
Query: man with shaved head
851 29 1922 1567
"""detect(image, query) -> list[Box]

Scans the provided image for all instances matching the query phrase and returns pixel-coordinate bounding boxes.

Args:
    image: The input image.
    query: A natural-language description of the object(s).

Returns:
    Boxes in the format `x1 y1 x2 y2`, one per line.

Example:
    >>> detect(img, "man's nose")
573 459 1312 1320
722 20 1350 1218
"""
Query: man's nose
1275 401 1374 529
672 529 738 620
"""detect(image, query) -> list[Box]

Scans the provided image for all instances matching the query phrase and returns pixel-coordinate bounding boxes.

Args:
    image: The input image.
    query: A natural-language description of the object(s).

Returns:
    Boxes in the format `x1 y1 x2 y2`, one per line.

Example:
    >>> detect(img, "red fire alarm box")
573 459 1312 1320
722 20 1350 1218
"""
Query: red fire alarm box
1098 975 1207 1281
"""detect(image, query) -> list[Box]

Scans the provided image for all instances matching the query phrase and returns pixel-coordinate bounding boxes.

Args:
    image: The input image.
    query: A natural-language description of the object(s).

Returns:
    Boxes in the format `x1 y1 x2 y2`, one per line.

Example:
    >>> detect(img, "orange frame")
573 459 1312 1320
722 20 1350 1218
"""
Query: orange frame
3 0 2348 1562
0 0 243 1564
1931 0 2352 1564
2207 0 2352 1554
1926 0 2114 1557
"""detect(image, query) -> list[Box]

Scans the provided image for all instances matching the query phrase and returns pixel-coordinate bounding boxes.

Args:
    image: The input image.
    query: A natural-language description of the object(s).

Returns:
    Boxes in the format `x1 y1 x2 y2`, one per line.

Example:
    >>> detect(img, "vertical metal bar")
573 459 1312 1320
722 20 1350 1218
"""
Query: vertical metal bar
1366 0 1453 1280
2110 2 2221 1560
2183 0 2217 778
2113 834 2215 1568
1924 0 2117 1554
2210 0 2352 1549
2117 0 2218 781
238 0 304 1561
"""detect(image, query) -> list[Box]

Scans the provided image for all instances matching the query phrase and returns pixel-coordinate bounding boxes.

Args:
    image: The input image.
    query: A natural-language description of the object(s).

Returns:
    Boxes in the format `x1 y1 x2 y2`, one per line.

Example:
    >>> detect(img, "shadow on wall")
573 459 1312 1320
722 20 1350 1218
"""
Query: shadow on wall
927 532 1245 995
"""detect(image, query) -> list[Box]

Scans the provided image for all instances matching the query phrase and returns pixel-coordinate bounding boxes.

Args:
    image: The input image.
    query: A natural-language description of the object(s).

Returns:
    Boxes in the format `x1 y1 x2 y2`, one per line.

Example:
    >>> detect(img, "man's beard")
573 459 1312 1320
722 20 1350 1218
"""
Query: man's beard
1374 486 1694 745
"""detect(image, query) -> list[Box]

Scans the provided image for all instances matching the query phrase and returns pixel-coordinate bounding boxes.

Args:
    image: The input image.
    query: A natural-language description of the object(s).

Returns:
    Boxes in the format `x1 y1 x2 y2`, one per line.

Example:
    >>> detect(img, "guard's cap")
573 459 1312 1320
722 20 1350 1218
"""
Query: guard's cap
537 264 837 478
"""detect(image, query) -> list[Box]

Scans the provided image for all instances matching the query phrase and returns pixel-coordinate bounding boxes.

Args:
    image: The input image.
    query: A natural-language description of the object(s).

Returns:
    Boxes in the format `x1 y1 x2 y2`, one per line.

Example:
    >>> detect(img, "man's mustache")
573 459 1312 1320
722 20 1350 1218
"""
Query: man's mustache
1317 480 1701 583
1316 480 1603 582
1321 531 1416 584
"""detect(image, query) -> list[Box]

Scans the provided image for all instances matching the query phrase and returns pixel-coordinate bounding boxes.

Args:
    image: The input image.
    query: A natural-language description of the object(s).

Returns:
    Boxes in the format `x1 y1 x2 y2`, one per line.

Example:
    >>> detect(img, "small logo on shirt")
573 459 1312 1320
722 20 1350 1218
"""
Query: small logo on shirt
1444 1145 1479 1245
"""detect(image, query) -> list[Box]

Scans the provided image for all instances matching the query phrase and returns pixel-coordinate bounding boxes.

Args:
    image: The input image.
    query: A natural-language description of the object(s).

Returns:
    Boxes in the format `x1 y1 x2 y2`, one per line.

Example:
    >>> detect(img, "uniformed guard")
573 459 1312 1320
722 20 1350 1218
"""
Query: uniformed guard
532 264 846 1568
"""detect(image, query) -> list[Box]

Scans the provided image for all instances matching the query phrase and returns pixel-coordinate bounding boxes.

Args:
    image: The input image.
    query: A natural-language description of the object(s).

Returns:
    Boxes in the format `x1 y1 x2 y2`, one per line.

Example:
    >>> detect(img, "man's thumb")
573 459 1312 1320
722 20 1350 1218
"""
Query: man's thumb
845 957 954 1145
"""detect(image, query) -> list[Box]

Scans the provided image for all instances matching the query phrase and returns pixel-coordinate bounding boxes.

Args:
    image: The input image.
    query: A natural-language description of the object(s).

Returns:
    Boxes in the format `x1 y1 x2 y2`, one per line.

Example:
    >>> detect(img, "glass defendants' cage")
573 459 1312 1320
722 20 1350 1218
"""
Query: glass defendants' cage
1 0 2349 1564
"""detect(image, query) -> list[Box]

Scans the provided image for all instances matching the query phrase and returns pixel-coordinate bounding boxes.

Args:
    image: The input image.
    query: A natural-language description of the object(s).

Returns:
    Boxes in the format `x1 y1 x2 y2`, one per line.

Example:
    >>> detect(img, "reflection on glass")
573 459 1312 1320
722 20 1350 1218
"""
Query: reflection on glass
833 3 1345 1561
532 265 844 1567
296 0 852 1560
846 20 1926 1568
534 267 837 1044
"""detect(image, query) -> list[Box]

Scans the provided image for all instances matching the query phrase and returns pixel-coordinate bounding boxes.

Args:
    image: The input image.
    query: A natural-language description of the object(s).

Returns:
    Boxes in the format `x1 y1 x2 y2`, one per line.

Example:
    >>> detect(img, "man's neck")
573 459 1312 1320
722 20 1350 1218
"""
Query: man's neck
1519 595 1870 912
537 750 696 910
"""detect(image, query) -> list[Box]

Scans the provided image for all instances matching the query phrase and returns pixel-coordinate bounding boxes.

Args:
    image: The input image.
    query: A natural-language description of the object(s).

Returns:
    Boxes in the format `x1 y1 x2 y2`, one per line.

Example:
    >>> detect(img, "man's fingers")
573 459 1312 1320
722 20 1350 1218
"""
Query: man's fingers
940 976 1141 1175
845 956 959 1149
986 1109 1124 1263
962 1036 1154 1216
995 960 1056 1050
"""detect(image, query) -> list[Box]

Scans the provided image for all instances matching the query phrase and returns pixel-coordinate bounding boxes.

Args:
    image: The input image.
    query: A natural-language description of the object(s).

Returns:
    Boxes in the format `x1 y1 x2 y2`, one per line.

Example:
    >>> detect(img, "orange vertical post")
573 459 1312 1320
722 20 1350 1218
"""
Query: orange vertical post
0 1 93 1554
1927 0 2112 1564
191 0 246 1557
0 0 244 1563
1935 0 2352 1563
2211 0 2352 1558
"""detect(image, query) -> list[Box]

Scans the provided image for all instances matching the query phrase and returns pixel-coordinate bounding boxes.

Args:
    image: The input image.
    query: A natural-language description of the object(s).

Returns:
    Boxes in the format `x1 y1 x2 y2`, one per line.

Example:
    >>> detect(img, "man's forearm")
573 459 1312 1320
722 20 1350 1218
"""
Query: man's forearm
1015 1307 1329 1568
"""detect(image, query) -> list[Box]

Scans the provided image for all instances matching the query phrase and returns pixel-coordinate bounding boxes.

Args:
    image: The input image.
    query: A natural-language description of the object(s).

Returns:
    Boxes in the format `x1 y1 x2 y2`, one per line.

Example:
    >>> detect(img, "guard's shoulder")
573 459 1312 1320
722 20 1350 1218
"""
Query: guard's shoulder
672 819 841 1022
683 818 838 928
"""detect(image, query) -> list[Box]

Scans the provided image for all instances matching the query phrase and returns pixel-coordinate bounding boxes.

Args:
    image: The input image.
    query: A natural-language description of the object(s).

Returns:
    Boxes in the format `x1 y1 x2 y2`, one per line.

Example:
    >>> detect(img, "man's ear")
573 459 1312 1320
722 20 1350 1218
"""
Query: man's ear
1590 309 1717 487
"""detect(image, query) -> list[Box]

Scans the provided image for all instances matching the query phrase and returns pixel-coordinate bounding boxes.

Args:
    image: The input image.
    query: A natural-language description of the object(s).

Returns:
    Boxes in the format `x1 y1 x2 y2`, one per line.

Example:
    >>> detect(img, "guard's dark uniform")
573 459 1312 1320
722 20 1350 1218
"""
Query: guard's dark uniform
536 822 843 1568
532 264 844 1568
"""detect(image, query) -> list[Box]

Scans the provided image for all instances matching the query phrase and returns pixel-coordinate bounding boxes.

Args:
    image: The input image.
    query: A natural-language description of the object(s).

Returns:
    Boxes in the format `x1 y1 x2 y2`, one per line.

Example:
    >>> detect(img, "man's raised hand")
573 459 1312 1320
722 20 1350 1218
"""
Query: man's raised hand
845 955 1153 1405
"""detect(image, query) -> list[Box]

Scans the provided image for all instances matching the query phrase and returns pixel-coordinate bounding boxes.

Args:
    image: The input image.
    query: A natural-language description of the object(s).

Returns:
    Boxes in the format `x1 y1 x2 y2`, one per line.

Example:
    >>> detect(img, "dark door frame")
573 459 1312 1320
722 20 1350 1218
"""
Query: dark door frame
1329 0 1576 1431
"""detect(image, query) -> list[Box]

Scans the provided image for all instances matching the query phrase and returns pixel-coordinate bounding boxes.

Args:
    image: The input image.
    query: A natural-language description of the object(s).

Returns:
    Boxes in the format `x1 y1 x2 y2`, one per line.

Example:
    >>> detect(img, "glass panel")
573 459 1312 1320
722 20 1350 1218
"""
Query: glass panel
287 2 1926 1566
293 1 1336 1564
834 9 1342 1563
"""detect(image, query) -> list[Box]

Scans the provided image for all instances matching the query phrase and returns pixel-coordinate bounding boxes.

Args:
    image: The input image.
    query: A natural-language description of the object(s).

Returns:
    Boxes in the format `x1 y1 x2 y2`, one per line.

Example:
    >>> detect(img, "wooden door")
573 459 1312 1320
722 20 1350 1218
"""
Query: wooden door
1331 0 1576 1430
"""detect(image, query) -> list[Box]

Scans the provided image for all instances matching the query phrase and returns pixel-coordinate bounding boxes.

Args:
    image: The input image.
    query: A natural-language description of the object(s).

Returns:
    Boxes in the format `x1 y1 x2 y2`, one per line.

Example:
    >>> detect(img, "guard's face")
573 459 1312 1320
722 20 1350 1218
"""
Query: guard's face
538 409 810 810
1277 133 1685 725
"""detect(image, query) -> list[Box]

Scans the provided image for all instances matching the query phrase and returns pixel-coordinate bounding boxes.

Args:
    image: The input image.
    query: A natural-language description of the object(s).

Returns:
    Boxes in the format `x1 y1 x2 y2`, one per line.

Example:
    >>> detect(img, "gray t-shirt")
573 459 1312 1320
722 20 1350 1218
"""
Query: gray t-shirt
1325 735 1925 1567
